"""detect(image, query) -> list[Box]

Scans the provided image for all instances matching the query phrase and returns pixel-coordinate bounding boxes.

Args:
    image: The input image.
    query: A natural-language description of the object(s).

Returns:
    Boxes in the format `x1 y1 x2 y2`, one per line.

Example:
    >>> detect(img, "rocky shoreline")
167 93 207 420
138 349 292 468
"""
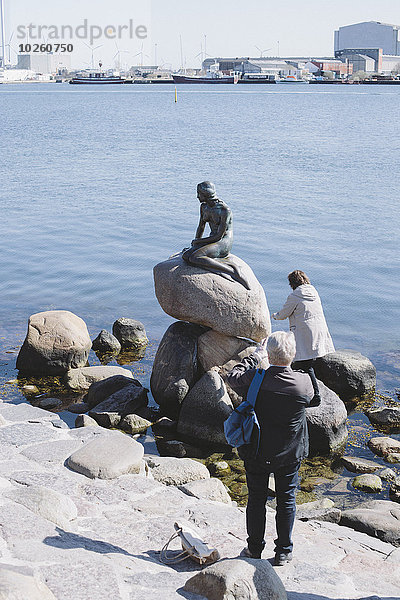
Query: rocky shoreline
1 400 400 599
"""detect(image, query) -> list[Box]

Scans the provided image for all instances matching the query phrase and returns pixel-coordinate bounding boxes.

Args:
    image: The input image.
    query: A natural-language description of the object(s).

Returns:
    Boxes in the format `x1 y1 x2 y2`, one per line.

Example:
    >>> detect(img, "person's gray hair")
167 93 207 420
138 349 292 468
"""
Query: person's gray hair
266 331 296 365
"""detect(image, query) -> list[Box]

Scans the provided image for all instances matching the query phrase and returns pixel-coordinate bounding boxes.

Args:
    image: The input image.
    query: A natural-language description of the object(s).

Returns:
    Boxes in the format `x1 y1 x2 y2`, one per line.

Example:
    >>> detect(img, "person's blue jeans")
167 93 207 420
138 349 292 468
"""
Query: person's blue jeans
244 458 301 557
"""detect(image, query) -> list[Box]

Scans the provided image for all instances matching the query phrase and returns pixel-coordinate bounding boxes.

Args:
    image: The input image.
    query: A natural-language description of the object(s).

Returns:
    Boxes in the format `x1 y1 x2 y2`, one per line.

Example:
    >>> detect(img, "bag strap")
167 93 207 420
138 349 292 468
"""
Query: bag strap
246 368 265 408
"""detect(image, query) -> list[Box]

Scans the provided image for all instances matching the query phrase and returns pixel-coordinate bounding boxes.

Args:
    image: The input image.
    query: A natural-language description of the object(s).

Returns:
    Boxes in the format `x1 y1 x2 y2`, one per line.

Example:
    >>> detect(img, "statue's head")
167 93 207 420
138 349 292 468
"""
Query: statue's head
197 181 217 202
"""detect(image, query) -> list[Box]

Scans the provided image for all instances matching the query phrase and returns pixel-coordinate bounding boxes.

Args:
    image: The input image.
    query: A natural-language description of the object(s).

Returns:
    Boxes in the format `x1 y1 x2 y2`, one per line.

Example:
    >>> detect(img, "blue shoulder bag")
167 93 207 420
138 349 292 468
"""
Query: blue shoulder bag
224 368 265 452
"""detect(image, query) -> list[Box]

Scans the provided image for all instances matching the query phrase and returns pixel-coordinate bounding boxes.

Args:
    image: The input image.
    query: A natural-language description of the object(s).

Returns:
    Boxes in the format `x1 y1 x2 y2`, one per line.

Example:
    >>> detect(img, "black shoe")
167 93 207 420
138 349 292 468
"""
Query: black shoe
241 546 261 559
274 552 292 566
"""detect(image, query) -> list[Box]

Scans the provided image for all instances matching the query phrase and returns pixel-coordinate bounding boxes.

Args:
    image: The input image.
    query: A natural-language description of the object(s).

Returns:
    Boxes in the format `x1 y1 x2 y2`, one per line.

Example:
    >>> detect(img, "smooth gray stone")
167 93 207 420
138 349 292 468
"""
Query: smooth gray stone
16 310 91 375
179 478 232 504
197 329 255 373
120 414 152 434
92 329 121 354
157 439 187 458
177 370 233 447
340 500 400 546
341 456 381 473
112 317 148 348
352 474 383 493
38 398 63 410
6 484 78 529
67 430 144 479
150 321 206 415
38 561 122 600
75 414 98 428
89 411 121 428
184 557 287 600
154 253 271 342
65 365 134 392
0 564 57 599
68 401 90 414
0 402 57 423
144 455 210 486
366 406 400 427
306 380 348 454
0 422 61 447
376 467 397 482
86 375 146 409
368 436 400 457
314 349 376 398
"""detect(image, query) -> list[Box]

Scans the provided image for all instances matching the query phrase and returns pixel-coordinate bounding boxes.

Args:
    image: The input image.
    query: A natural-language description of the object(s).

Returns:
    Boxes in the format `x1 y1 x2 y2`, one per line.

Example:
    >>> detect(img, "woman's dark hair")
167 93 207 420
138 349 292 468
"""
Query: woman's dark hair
288 270 311 290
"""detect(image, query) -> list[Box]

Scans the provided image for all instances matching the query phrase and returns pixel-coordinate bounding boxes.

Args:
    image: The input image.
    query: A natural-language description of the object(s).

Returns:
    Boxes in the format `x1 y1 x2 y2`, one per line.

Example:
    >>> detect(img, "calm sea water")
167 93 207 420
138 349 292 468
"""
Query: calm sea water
0 83 399 394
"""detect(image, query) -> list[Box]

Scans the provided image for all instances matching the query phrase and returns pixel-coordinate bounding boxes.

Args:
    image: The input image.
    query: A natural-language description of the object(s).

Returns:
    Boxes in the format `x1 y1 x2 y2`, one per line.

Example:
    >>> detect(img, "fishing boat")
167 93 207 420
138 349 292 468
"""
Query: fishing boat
69 62 127 85
173 62 236 84
172 73 235 84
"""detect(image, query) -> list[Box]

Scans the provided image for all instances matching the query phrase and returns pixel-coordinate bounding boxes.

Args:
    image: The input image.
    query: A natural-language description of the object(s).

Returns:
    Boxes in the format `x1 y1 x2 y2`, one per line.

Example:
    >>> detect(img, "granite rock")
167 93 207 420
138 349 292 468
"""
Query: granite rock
75 414 99 428
368 436 400 458
88 381 148 426
340 500 400 546
144 455 210 486
16 310 91 375
177 370 233 447
112 317 148 348
153 253 271 342
6 484 78 529
92 329 121 354
67 430 144 479
296 498 341 523
184 557 287 600
314 350 376 399
179 478 232 504
306 380 348 454
150 321 206 415
120 414 152 434
366 406 400 428
0 565 57 599
352 474 383 493
65 365 134 392
86 374 139 409
341 456 381 474
197 329 256 373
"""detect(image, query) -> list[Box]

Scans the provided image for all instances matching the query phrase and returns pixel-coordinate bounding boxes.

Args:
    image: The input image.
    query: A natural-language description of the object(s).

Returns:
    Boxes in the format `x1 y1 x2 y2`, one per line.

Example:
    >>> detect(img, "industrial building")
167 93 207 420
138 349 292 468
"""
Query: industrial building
334 21 400 74
334 21 400 56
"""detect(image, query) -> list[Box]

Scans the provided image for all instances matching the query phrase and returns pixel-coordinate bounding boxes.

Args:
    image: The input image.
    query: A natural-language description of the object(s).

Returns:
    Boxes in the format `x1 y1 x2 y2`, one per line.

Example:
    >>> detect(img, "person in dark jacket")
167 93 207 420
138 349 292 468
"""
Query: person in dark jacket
226 330 319 565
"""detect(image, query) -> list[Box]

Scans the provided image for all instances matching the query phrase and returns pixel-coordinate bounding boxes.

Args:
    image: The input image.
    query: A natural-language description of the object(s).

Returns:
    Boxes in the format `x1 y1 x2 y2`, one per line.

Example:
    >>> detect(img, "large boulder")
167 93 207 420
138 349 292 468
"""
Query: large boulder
306 381 348 454
144 455 210 486
65 365 134 392
314 350 376 399
340 500 400 546
179 478 232 504
16 310 91 375
341 456 381 474
184 557 287 600
112 318 148 349
153 253 271 342
67 430 144 479
177 370 234 447
150 321 206 416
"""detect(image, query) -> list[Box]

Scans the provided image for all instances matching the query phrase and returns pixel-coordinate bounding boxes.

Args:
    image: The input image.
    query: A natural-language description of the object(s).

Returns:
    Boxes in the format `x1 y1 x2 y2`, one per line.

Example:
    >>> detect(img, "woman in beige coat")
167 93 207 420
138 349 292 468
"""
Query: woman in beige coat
272 270 334 401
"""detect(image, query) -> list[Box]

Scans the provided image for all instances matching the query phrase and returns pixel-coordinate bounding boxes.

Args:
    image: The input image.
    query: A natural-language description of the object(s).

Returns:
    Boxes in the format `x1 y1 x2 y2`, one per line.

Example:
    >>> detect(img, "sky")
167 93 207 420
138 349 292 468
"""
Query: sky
3 0 400 70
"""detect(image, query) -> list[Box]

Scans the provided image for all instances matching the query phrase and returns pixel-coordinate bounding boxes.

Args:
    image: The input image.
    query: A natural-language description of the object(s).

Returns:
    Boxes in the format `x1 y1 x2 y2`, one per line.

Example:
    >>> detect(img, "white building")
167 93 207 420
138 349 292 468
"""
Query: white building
334 21 400 56
17 53 71 74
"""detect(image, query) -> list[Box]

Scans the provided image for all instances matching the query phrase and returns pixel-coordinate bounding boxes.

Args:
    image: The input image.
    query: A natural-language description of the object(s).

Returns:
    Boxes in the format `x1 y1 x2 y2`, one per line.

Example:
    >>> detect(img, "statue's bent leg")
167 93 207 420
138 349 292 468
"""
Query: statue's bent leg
187 244 251 290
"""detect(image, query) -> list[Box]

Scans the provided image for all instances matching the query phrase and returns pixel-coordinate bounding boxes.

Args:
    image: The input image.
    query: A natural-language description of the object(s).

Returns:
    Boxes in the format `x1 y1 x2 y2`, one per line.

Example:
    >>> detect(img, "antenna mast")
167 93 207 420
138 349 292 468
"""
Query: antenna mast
0 0 6 69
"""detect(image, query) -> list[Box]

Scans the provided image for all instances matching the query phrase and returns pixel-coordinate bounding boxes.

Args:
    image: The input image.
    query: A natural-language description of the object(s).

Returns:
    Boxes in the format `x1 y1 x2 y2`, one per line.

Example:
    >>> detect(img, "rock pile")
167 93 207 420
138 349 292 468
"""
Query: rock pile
152 252 271 446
